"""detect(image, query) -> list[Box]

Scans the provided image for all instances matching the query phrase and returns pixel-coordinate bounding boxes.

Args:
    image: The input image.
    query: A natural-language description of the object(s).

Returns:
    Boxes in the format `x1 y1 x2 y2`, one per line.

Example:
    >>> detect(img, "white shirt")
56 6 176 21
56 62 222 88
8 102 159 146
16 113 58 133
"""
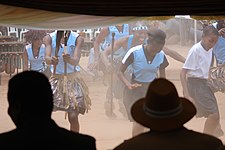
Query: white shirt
183 42 212 79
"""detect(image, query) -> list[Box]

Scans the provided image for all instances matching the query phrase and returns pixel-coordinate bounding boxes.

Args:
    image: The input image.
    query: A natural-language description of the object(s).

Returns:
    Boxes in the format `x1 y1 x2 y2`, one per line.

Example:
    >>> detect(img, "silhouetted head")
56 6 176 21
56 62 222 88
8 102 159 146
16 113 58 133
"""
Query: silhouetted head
7 71 53 127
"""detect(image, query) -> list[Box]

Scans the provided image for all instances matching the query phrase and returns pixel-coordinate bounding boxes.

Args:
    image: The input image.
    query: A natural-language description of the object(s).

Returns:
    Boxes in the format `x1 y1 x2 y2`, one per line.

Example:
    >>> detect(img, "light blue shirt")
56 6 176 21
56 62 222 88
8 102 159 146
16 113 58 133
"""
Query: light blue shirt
50 31 80 74
26 44 46 71
101 24 130 50
123 45 165 83
213 36 225 64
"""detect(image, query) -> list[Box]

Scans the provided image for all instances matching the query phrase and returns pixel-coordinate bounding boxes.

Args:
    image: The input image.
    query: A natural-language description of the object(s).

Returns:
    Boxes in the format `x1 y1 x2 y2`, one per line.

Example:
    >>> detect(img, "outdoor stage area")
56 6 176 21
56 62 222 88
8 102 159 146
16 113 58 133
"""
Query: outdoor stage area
0 44 224 150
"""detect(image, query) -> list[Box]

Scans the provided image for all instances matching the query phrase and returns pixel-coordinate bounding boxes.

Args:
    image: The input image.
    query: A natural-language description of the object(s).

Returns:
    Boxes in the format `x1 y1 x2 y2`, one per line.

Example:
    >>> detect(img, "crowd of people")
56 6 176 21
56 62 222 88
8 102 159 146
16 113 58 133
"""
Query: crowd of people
0 19 225 149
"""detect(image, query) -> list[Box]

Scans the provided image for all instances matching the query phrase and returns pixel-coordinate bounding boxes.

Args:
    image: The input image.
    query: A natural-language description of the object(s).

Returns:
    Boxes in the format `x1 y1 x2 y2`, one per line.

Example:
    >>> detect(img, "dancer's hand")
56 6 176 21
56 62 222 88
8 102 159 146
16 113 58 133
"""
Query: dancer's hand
62 53 70 63
88 60 99 70
127 83 142 90
219 28 225 37
51 56 59 65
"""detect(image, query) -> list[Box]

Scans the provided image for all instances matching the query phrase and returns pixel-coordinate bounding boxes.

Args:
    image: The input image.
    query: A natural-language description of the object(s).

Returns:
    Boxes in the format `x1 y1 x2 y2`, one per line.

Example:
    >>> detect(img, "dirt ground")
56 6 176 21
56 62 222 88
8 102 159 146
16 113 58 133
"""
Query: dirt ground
0 44 225 150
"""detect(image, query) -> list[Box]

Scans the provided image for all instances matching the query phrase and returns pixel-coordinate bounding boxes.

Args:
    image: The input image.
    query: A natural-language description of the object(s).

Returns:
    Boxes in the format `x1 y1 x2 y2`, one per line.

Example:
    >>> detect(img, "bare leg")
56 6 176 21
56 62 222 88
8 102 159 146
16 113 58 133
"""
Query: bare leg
118 99 127 118
132 122 145 137
213 123 224 137
68 111 79 132
203 113 219 135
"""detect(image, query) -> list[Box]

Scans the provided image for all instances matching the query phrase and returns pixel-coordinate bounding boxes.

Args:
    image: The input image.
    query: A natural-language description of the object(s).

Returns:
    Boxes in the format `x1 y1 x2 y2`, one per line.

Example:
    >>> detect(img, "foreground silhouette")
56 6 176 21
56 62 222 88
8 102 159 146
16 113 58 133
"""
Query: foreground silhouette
114 78 225 150
0 71 96 149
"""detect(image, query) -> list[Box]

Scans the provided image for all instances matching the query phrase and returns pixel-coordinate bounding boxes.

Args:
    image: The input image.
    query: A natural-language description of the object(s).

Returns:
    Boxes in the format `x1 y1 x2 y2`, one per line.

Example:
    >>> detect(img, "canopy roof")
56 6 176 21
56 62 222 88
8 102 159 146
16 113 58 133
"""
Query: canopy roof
0 1 225 29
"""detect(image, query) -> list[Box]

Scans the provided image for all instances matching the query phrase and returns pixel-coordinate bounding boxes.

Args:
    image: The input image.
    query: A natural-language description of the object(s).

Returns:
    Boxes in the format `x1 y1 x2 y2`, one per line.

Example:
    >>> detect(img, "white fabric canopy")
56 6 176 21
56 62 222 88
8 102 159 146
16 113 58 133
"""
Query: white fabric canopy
0 4 148 30
0 3 225 30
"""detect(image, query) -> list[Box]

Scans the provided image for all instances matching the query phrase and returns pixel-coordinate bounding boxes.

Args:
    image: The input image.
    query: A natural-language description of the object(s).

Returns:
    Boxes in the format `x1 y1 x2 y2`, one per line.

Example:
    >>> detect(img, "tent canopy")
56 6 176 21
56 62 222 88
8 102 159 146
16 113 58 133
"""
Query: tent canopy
1 1 225 16
0 1 225 29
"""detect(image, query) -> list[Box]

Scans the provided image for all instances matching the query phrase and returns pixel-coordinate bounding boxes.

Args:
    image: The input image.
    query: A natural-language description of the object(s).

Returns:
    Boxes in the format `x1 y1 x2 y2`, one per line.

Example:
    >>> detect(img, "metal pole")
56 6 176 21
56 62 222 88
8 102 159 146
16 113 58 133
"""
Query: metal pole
110 32 115 116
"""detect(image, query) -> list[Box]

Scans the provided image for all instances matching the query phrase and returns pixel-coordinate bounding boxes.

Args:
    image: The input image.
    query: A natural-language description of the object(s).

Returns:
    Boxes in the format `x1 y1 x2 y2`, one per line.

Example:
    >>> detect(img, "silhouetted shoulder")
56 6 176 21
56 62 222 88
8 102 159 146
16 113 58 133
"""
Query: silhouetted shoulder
56 127 96 149
0 120 96 149
113 128 224 150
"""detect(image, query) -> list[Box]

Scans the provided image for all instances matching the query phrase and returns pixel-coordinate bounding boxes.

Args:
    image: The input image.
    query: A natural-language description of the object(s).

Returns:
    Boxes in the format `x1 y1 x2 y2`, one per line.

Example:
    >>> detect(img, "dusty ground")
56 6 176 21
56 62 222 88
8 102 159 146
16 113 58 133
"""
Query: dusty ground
0 44 225 150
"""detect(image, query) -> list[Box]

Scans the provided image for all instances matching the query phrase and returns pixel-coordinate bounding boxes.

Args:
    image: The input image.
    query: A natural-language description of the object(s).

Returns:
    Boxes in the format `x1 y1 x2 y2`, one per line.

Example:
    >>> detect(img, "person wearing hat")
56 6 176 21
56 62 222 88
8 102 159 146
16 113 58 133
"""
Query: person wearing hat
118 28 169 137
113 78 225 150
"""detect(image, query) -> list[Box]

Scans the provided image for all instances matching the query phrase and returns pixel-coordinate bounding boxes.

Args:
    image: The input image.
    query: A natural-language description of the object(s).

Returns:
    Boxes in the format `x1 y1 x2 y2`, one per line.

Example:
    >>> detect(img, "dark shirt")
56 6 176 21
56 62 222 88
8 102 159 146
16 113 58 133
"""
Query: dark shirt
0 118 96 149
114 127 225 150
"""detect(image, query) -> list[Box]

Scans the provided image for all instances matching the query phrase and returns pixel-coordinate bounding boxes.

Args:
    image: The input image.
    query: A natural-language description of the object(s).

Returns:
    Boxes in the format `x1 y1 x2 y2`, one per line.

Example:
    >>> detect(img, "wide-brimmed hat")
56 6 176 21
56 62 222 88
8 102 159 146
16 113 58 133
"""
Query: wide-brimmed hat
131 78 196 131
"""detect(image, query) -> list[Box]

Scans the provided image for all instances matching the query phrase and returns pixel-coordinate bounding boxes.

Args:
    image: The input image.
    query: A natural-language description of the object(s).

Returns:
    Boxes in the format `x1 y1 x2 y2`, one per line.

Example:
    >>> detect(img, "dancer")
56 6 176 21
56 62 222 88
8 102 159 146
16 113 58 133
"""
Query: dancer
88 24 130 118
118 28 169 136
23 30 51 78
44 30 91 132
180 25 224 137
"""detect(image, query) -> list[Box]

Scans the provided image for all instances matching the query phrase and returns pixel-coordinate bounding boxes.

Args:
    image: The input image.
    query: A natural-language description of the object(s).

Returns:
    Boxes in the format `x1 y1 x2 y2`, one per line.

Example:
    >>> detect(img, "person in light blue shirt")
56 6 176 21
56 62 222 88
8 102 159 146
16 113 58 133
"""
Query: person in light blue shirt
87 24 130 75
87 24 130 118
212 20 225 65
23 30 51 78
44 30 91 133
118 28 169 137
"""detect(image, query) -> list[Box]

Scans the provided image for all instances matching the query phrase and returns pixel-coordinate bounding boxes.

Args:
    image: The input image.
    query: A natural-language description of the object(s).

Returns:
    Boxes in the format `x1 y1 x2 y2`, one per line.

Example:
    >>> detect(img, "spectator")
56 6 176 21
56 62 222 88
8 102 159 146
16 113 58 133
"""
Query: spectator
0 71 96 149
114 78 225 150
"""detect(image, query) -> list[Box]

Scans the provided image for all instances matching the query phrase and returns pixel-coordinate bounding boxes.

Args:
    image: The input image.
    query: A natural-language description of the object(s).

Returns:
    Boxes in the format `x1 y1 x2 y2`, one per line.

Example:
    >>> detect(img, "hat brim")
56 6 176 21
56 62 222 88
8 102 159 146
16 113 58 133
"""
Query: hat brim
131 97 196 131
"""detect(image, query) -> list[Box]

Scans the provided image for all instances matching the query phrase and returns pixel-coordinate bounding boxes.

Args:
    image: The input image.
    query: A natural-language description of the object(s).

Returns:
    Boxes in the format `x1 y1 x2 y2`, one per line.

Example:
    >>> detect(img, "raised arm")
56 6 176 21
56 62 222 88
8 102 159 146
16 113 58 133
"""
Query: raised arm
43 34 53 66
101 36 128 68
93 27 109 61
61 33 84 66
70 35 84 66
163 46 186 63
22 47 28 71
159 68 166 78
